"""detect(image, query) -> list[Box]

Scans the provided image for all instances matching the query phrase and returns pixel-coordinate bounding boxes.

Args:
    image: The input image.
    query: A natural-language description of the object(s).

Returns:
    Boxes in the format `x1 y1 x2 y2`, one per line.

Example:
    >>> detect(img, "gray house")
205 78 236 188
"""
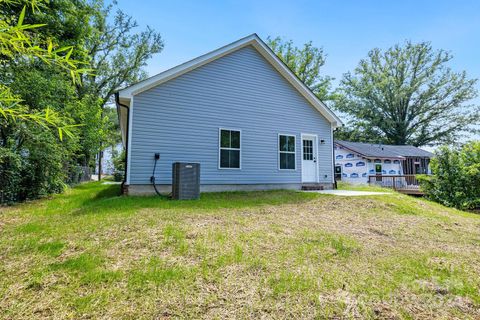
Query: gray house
116 34 342 195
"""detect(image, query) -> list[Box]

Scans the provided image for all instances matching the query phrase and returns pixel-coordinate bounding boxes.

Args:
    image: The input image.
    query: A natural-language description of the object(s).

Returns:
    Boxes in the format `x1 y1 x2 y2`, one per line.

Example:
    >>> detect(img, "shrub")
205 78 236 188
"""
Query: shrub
0 129 69 204
112 149 125 182
0 147 22 203
418 141 480 210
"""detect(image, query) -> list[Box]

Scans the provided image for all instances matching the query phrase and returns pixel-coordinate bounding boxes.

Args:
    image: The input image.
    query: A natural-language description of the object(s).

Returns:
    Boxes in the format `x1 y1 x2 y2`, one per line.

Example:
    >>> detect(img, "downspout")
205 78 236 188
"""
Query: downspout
115 92 129 190
332 127 339 189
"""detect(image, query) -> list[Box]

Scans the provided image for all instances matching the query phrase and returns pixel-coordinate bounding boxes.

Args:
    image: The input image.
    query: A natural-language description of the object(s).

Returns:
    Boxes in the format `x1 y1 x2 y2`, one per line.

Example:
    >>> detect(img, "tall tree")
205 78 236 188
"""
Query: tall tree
1 0 104 172
335 41 479 146
0 0 89 138
0 0 91 202
11 0 164 177
267 37 334 101
79 1 163 179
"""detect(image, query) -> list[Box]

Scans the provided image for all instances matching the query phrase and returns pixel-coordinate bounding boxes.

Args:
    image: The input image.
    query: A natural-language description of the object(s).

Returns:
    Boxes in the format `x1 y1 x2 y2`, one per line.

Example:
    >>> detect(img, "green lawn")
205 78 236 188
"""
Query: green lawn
336 181 395 192
1 183 480 319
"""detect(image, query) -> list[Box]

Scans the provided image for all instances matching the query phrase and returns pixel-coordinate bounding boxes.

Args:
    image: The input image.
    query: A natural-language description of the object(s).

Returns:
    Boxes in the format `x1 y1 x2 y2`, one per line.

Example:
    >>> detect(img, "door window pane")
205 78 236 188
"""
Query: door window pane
303 139 313 160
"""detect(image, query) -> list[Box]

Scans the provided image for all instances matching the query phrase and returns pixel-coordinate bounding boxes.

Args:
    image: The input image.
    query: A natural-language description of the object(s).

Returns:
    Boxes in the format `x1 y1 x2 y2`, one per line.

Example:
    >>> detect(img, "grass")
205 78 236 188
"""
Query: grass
337 180 394 192
1 182 480 319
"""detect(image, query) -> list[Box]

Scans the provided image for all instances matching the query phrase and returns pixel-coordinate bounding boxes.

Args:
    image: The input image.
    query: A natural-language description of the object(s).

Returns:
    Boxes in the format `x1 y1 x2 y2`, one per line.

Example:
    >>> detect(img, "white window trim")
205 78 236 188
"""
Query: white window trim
218 128 242 170
278 133 297 171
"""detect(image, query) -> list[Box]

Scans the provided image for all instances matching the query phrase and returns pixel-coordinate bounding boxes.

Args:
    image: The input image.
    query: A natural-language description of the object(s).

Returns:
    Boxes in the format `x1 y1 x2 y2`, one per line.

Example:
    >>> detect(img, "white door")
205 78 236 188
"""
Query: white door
301 135 317 182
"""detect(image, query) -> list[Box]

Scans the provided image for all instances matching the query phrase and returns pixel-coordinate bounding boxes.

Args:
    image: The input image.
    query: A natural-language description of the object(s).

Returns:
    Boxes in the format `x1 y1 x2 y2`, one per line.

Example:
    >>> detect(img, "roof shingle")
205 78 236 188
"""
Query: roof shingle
335 140 434 159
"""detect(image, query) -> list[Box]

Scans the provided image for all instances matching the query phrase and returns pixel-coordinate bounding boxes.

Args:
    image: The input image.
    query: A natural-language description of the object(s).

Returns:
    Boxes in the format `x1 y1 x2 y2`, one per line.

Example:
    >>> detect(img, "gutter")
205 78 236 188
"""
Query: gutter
115 92 129 187
333 127 338 189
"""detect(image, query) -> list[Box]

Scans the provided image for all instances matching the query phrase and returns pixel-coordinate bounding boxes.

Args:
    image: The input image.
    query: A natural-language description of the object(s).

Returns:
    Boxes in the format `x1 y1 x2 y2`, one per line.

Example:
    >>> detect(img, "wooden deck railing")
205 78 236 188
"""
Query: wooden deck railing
368 175 423 194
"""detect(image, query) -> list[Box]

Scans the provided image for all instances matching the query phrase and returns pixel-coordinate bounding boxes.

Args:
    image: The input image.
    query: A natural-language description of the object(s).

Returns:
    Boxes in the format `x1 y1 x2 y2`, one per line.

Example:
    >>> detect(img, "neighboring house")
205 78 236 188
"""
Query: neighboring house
95 143 123 175
334 140 434 184
116 34 342 195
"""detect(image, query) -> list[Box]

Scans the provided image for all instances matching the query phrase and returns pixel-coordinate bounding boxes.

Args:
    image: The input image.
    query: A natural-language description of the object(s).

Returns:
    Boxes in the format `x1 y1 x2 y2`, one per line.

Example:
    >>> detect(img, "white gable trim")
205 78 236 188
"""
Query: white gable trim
117 34 343 128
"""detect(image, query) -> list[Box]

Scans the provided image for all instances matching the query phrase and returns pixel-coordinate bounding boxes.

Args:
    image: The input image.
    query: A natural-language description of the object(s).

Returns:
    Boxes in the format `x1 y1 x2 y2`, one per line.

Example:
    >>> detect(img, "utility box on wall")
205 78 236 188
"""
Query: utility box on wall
172 162 200 200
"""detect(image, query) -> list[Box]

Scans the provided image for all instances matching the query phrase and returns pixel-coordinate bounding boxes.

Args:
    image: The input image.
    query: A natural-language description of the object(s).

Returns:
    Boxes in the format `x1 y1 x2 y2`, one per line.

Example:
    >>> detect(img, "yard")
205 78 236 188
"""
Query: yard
1 183 480 319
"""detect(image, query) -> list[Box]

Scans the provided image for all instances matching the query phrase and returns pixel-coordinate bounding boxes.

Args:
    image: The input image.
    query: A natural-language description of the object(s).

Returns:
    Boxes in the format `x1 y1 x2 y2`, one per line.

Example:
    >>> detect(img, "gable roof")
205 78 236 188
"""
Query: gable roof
335 140 434 159
381 145 434 158
117 33 342 128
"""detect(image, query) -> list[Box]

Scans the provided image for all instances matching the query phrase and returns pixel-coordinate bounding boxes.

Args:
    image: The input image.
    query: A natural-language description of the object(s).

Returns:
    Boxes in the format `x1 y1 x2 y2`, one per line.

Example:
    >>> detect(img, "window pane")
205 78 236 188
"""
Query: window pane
286 153 295 169
221 130 230 148
302 139 313 160
220 149 240 168
303 151 311 161
231 131 240 149
287 136 295 152
280 153 287 169
229 150 240 168
280 153 295 169
220 149 230 168
279 135 287 152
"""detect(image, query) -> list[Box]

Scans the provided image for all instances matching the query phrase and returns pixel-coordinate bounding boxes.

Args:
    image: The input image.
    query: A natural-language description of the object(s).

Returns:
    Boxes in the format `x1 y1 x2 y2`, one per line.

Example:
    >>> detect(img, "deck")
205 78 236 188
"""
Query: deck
368 175 425 195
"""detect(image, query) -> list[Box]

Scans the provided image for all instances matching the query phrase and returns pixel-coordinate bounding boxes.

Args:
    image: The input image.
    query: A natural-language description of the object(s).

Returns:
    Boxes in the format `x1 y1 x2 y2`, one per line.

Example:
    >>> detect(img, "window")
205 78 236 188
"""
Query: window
302 139 313 160
219 129 240 169
279 135 296 170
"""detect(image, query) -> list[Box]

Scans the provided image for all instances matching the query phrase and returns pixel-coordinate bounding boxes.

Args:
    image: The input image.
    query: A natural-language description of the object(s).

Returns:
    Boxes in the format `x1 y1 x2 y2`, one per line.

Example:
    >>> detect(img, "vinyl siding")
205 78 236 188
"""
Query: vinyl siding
129 45 333 185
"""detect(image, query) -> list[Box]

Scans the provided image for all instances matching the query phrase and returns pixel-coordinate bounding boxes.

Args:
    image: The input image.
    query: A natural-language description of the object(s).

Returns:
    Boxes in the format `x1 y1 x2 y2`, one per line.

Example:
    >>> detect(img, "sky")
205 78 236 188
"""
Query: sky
115 0 480 141
115 0 480 85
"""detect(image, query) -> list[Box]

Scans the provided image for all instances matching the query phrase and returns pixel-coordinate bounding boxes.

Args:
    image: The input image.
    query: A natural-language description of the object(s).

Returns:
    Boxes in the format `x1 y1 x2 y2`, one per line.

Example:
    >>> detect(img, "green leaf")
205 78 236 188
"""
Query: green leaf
17 6 26 27
65 47 73 60
16 23 47 30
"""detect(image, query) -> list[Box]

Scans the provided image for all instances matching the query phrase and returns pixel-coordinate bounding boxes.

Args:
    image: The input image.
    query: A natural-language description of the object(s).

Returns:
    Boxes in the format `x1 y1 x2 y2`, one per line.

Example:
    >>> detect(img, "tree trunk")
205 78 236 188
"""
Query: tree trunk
98 106 105 182
98 146 102 181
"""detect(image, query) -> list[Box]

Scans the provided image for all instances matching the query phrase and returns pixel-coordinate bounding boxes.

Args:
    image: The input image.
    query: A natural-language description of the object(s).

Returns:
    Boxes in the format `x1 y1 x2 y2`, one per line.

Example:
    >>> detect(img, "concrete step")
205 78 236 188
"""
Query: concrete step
301 184 324 191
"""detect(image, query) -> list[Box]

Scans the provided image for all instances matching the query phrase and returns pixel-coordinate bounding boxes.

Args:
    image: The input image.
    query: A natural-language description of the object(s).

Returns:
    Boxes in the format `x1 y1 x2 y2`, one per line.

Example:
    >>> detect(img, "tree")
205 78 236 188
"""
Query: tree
267 37 334 101
78 2 163 179
418 141 480 210
335 41 479 146
0 0 91 203
80 3 163 105
1 61 102 167
6 0 164 177
0 0 89 139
